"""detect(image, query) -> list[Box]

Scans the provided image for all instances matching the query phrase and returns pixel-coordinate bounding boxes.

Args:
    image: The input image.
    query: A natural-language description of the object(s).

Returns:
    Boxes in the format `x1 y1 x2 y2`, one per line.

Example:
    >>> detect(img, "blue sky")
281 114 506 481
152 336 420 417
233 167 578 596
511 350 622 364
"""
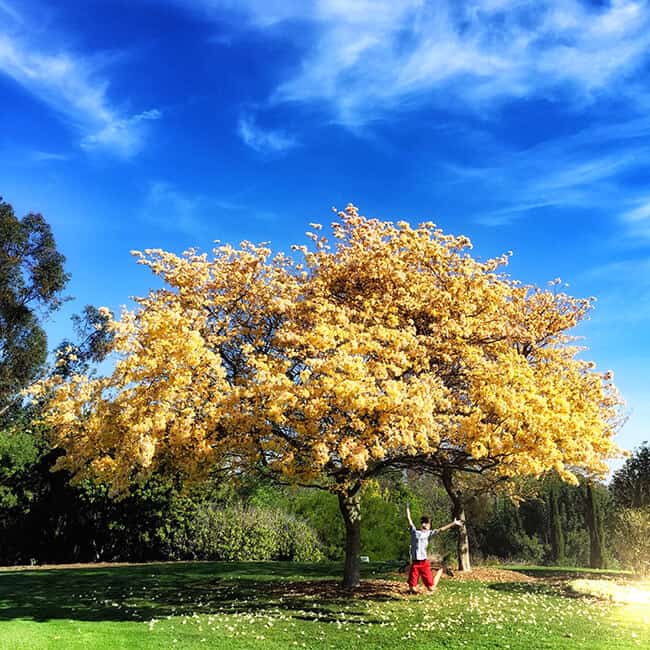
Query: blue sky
1 0 649 463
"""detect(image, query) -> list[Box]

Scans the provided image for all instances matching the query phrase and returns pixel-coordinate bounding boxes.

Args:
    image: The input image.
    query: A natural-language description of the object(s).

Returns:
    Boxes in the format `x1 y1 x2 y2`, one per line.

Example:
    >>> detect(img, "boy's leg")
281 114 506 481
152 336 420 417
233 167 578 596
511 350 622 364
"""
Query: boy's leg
420 560 434 590
407 562 421 592
421 561 443 591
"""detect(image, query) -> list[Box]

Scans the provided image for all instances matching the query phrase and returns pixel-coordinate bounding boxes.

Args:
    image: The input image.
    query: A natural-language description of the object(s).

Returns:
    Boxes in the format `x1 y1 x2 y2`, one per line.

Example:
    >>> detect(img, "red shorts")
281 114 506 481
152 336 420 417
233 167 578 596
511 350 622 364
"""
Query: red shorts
408 559 434 588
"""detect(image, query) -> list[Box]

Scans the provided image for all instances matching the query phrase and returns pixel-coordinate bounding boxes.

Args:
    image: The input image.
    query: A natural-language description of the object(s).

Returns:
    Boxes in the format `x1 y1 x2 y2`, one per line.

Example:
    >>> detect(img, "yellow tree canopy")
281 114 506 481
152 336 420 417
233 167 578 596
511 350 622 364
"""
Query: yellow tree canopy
33 205 622 496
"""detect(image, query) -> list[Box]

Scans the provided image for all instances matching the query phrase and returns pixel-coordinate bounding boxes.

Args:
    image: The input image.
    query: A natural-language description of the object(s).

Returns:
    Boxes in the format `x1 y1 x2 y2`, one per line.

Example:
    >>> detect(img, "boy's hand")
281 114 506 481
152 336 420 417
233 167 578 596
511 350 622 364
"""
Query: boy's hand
453 518 463 527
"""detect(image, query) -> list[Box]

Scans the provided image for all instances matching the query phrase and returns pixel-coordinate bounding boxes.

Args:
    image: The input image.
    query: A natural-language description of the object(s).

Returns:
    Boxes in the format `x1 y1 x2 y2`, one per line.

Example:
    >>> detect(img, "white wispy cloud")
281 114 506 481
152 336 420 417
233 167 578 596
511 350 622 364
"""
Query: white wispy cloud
143 182 205 234
621 200 650 223
30 150 69 162
584 257 650 280
80 109 162 156
430 112 650 228
237 116 297 153
191 0 650 126
142 182 252 236
620 199 650 240
173 1 650 240
0 0 23 24
579 257 650 326
0 21 160 157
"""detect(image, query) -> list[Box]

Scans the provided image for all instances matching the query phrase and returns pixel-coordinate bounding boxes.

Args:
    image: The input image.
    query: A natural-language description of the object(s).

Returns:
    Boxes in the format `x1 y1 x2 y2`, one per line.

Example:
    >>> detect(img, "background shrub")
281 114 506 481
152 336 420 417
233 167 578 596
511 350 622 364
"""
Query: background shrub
165 502 323 562
610 507 650 576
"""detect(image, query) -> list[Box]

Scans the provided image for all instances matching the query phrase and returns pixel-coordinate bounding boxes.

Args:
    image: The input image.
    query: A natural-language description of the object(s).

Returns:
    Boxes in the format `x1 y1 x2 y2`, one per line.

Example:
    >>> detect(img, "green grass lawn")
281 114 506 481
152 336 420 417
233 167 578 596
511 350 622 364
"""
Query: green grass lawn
0 561 648 649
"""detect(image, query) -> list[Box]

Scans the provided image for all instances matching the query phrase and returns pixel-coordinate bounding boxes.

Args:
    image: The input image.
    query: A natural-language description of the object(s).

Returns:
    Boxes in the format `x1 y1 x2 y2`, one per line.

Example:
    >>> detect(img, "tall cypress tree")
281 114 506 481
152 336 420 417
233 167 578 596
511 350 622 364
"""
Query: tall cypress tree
548 483 565 564
584 481 604 568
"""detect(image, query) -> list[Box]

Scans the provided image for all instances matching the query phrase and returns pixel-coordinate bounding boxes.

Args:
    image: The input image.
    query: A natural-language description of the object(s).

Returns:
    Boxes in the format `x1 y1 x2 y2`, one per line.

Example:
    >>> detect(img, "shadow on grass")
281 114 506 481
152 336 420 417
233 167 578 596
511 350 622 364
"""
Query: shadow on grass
0 561 399 624
488 581 591 600
502 567 633 581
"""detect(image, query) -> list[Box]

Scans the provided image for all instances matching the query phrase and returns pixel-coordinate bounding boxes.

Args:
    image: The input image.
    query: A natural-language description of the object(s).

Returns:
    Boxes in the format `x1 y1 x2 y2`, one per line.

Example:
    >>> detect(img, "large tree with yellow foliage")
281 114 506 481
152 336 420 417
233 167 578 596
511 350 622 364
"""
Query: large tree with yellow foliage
34 205 621 587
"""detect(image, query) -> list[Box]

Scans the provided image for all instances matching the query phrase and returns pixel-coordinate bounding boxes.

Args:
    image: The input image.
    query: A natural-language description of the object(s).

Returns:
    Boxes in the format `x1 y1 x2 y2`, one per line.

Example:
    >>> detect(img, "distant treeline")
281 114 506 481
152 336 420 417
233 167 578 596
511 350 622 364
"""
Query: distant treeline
1 429 648 571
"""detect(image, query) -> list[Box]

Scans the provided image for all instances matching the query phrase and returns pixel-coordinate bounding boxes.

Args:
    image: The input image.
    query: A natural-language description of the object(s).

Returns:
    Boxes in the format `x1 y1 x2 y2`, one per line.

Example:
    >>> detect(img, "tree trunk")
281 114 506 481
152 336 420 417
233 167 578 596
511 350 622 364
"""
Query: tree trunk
338 485 362 589
584 482 604 569
454 506 471 572
441 469 471 572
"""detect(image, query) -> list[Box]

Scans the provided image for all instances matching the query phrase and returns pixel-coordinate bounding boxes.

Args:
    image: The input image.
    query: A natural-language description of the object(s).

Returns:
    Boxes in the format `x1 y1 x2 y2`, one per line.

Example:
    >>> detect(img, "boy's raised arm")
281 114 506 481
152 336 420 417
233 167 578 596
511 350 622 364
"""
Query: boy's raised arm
406 502 415 529
437 519 463 533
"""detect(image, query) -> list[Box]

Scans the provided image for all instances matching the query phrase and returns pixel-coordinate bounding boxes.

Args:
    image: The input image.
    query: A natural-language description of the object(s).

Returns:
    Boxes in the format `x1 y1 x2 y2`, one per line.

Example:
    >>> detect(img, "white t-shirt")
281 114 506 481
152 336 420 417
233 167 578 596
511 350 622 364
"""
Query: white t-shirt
409 524 439 560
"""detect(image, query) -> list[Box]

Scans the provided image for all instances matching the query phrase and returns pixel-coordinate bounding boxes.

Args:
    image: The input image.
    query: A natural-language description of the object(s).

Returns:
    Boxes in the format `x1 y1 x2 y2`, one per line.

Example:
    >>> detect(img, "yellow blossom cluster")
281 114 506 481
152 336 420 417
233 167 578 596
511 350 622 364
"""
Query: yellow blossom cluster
33 204 622 494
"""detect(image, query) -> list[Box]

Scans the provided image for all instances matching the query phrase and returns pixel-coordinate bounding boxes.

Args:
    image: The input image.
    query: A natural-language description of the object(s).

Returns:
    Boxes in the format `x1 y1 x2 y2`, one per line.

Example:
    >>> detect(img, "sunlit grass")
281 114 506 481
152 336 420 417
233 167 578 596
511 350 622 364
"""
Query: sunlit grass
568 579 650 605
0 562 648 649
568 577 650 642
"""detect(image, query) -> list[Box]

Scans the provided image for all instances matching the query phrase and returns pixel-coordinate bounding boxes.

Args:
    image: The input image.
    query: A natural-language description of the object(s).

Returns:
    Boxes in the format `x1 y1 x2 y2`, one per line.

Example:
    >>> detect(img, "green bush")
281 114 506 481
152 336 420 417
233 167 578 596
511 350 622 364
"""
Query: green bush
166 503 323 562
254 487 345 560
249 480 417 562
565 529 590 567
611 506 650 576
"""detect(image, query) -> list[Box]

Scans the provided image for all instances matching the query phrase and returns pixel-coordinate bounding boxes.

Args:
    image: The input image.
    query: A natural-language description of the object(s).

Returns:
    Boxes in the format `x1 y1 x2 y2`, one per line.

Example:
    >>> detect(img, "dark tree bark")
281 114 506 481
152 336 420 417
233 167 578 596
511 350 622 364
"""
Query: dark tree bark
441 468 471 572
338 484 362 589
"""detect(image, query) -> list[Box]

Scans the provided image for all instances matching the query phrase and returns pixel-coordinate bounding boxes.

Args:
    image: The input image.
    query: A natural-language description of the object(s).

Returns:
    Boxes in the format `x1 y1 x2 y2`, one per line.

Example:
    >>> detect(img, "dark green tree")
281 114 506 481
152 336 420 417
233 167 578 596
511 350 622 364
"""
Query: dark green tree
0 198 69 415
0 300 113 564
52 305 114 378
0 410 44 515
611 442 650 509
583 480 606 568
548 482 565 564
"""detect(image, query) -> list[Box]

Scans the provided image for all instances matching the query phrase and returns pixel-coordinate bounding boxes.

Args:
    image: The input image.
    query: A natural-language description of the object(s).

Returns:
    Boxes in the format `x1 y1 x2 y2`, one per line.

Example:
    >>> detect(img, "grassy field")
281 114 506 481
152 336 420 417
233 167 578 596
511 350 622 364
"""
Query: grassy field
0 561 648 649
